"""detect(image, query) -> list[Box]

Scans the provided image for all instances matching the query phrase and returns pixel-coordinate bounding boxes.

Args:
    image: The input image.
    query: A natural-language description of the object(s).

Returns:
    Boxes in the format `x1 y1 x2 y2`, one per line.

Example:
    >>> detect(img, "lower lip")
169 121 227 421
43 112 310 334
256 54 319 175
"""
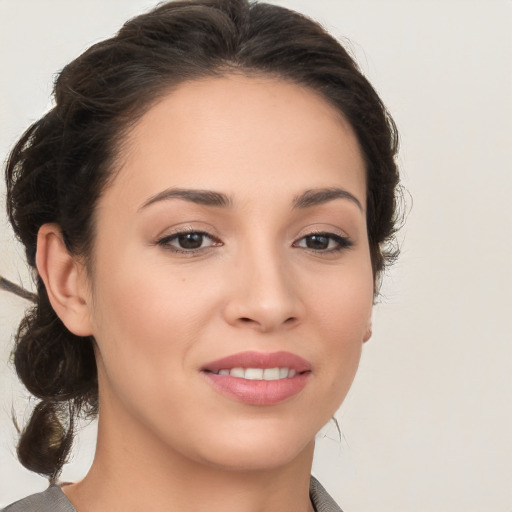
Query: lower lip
202 372 310 405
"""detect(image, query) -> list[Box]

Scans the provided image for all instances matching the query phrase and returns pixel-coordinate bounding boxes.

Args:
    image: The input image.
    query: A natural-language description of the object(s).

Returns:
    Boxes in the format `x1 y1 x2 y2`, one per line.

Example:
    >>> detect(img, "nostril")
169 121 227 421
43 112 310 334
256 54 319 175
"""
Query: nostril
238 316 297 327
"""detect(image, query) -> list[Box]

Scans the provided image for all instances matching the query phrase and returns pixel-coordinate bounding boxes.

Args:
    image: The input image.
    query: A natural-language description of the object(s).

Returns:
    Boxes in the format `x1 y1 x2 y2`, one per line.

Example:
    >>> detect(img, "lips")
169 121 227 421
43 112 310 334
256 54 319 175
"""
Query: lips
201 351 312 405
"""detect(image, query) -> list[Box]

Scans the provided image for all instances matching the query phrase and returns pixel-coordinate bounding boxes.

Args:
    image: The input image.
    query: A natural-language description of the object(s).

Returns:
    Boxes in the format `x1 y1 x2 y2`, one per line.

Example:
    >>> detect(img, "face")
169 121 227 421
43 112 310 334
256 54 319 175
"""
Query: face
83 75 373 471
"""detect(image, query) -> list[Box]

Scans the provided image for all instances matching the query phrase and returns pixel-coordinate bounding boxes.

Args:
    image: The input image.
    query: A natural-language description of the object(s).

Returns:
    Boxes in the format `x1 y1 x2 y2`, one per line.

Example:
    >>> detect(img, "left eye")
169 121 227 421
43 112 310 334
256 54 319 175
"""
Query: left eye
294 233 352 252
157 231 219 251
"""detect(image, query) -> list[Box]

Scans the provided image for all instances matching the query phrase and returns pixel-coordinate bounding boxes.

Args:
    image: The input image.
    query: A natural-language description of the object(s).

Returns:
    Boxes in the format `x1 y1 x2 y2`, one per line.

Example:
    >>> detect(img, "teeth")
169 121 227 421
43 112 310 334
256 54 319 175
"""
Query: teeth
216 367 297 380
230 367 245 378
244 368 263 380
263 368 280 380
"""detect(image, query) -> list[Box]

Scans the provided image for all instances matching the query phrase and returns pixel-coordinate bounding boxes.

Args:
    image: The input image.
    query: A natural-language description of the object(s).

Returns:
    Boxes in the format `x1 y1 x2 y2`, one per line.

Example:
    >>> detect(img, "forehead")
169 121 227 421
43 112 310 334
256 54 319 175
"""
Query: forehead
105 74 366 211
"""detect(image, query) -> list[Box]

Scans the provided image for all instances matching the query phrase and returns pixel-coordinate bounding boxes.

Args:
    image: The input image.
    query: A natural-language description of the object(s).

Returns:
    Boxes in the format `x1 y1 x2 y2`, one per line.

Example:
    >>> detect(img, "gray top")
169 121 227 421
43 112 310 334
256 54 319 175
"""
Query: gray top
2 476 342 512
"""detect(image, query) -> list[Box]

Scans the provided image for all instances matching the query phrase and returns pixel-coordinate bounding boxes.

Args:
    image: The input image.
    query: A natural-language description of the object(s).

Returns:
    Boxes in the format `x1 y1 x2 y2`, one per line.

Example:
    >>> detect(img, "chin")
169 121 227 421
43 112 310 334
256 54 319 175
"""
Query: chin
185 420 317 472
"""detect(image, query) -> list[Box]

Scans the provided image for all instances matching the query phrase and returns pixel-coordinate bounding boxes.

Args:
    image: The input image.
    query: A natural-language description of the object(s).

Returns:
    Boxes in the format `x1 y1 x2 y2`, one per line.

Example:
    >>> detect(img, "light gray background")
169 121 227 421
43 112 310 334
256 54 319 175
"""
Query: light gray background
1 1 511 510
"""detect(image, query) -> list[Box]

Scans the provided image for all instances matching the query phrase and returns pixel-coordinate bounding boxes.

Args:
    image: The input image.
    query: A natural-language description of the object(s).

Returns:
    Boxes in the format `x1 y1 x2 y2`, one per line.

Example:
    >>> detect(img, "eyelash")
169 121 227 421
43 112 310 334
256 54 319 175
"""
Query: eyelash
156 230 353 255
156 230 221 255
292 231 354 253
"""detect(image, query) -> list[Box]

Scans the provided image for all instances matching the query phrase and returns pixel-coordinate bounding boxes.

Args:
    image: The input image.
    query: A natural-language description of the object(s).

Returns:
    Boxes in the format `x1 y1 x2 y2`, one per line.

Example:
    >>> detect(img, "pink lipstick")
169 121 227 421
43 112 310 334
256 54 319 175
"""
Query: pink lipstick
201 351 312 405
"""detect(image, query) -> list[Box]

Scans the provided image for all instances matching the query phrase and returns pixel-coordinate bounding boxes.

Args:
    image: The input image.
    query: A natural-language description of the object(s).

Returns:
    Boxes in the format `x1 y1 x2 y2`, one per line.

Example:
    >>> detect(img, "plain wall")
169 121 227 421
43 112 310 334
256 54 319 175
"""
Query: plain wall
1 1 511 510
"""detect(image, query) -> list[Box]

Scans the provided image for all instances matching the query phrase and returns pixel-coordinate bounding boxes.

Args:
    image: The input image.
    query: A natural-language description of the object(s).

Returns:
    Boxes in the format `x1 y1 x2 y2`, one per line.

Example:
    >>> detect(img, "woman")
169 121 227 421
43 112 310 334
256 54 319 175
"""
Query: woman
2 0 399 510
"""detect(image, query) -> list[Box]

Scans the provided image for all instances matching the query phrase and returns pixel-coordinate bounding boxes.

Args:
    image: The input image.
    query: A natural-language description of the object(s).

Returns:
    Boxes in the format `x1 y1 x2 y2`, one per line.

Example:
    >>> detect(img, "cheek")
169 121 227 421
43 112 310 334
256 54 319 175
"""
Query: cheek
87 254 189 396
307 259 373 397
87 244 226 400
310 255 373 335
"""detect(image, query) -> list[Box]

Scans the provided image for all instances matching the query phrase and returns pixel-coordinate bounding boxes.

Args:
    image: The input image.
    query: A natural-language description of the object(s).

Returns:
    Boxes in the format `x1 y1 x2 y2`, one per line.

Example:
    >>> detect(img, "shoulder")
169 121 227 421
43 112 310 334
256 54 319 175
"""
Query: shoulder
2 486 76 512
310 476 344 512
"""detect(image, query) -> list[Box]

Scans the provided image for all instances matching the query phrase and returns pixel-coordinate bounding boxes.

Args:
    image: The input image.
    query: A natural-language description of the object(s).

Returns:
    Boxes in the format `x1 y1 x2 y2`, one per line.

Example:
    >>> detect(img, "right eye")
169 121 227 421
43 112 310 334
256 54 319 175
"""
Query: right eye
156 231 221 253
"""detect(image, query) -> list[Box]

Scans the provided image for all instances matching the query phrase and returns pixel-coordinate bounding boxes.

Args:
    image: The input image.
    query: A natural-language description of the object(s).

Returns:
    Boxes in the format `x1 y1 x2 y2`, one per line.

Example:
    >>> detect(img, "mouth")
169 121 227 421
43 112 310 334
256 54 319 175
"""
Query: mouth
201 351 312 405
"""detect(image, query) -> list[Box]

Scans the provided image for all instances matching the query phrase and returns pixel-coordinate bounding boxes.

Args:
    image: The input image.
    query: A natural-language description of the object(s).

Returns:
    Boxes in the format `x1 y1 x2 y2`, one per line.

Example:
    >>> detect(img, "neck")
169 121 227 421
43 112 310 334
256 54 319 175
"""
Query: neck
63 393 316 512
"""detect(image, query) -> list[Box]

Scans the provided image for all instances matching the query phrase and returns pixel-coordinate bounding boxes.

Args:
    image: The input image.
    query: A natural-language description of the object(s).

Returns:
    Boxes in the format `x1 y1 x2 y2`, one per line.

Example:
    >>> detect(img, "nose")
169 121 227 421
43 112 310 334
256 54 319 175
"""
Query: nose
222 245 304 333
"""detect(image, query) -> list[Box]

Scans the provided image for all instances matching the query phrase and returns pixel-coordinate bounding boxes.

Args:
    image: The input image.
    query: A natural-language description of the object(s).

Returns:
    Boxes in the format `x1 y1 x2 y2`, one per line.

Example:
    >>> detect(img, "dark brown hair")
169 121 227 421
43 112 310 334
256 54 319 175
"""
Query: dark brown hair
5 0 400 482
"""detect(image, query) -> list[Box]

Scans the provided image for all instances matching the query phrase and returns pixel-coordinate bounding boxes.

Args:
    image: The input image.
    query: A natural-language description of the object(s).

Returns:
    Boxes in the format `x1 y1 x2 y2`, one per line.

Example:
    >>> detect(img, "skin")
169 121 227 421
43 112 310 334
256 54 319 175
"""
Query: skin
37 75 373 512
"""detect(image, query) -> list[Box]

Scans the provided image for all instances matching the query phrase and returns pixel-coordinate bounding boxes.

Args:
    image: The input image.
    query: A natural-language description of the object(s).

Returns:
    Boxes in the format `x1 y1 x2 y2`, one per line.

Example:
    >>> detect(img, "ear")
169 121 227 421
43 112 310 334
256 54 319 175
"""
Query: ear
363 322 372 343
36 223 93 336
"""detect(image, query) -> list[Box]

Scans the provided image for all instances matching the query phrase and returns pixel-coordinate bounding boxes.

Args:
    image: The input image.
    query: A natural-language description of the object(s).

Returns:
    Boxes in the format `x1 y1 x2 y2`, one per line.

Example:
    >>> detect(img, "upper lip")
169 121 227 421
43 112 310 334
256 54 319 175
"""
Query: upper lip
201 351 312 373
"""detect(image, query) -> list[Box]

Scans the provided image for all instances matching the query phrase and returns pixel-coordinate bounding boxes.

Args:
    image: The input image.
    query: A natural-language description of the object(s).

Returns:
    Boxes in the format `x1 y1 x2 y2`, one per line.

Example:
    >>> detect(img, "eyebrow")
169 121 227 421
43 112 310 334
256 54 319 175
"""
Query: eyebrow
139 186 362 211
292 187 363 211
139 188 233 210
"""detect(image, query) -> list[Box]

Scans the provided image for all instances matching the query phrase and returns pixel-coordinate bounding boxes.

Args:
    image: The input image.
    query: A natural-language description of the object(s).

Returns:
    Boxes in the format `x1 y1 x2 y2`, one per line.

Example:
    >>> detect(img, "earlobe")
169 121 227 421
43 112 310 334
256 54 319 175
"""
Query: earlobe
363 323 372 343
36 223 93 336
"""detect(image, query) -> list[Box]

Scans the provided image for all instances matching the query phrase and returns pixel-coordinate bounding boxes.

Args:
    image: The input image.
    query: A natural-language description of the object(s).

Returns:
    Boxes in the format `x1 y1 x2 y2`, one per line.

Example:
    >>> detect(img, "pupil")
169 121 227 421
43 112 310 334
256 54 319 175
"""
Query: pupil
307 235 329 250
178 233 203 249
